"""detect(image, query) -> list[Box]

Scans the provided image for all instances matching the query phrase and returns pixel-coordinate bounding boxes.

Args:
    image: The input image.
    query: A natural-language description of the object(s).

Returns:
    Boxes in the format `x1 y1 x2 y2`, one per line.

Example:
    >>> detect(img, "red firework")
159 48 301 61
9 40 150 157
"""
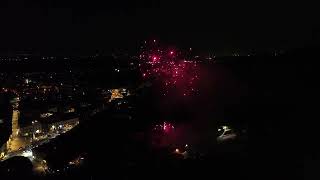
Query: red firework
139 40 199 96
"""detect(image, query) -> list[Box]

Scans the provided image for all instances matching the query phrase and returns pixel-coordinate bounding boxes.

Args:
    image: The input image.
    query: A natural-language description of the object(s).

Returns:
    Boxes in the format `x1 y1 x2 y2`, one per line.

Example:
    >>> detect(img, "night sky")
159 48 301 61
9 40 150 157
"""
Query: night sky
0 0 317 53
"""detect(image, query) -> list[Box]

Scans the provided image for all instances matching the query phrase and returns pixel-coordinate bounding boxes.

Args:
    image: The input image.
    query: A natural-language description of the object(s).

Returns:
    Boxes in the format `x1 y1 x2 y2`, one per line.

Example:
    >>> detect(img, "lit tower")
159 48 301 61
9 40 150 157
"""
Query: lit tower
6 96 22 153
11 97 20 138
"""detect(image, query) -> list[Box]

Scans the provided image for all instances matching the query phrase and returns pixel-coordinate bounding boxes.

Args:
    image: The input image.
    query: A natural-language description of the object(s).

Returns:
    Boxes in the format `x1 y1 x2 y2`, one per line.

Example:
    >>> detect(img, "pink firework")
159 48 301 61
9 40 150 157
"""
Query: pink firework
153 122 174 133
139 40 199 96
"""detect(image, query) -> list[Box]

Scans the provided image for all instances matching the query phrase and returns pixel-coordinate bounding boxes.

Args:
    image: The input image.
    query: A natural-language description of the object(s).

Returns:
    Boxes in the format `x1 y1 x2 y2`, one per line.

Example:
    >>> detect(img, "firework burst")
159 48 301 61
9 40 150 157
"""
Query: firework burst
138 40 200 97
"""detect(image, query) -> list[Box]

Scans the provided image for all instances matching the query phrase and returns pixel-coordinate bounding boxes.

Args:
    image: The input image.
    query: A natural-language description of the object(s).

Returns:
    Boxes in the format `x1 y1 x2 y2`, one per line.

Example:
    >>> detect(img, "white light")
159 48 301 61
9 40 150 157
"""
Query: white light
22 150 33 158
36 130 40 133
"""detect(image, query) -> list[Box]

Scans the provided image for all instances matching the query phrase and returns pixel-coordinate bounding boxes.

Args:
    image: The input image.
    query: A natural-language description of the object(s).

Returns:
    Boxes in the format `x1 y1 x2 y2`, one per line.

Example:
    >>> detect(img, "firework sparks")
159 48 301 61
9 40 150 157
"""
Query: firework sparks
139 40 199 96
153 122 174 133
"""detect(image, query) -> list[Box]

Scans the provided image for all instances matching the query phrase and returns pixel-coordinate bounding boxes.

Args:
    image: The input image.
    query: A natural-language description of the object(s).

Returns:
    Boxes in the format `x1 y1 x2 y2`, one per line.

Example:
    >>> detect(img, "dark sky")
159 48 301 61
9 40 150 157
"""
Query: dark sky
0 0 317 53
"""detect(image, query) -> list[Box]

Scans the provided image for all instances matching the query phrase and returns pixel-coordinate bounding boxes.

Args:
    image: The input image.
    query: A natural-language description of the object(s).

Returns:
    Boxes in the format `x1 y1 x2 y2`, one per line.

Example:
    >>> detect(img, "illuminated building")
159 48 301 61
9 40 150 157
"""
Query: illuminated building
109 89 124 102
